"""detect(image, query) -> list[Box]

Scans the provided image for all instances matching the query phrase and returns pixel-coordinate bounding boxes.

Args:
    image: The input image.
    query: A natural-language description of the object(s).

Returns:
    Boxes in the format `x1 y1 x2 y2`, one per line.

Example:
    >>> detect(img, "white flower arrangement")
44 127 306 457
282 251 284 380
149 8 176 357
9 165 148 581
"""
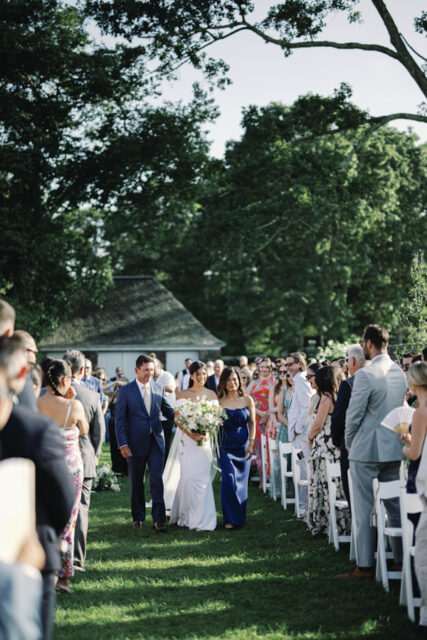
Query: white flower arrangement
175 398 227 450
93 463 121 492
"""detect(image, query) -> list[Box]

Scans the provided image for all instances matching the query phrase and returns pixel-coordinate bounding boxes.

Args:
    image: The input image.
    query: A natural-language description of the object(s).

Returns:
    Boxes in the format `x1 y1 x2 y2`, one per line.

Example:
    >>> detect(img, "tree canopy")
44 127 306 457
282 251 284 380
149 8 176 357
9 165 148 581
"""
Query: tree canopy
85 0 427 135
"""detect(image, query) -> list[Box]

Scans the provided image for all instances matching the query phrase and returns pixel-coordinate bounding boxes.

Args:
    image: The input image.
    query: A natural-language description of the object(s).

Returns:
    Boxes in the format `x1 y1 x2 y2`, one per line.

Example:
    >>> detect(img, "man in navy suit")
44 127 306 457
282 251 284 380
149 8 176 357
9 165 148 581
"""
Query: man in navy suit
115 354 174 531
206 359 224 394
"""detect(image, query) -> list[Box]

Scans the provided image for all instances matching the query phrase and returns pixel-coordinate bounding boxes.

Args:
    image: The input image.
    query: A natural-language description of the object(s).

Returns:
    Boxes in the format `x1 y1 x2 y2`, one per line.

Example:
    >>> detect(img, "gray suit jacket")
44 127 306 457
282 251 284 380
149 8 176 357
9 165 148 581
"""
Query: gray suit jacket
0 562 42 640
345 354 407 463
72 381 105 478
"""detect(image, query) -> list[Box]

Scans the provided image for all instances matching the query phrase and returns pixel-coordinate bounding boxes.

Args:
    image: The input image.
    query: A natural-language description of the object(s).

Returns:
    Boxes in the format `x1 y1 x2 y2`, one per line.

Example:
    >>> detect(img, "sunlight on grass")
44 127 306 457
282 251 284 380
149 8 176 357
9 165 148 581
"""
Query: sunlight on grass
54 451 416 640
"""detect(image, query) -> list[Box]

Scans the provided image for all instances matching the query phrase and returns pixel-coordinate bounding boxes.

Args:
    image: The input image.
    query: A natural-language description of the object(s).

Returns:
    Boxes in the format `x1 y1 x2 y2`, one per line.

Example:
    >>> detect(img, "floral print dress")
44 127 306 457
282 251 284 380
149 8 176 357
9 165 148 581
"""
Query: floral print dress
307 395 350 536
59 403 84 578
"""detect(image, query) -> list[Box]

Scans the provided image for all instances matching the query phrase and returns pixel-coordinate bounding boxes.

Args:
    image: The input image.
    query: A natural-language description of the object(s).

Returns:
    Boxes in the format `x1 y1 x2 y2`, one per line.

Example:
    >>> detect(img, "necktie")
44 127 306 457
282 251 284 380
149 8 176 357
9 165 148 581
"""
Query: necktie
144 384 151 415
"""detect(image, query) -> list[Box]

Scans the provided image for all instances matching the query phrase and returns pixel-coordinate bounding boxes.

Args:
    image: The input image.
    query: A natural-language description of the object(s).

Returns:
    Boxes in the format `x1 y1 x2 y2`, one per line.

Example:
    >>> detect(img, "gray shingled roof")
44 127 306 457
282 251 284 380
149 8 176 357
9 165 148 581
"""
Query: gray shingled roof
40 276 225 350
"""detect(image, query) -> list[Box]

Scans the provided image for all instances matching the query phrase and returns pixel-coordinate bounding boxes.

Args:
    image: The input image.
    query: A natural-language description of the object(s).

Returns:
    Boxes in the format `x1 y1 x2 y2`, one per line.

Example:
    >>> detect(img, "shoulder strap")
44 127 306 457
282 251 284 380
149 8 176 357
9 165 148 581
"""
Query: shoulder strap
63 401 72 428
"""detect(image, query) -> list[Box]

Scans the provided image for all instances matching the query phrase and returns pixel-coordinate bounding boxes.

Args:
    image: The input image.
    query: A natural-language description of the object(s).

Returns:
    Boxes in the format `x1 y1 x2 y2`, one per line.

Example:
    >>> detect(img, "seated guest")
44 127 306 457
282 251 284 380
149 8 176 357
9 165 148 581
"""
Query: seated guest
38 359 88 594
307 365 349 536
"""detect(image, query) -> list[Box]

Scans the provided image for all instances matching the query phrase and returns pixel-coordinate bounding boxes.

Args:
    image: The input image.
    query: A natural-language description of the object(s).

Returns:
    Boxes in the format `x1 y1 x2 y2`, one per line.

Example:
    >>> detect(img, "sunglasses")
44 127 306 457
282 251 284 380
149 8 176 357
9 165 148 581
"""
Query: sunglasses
306 374 315 379
279 370 287 374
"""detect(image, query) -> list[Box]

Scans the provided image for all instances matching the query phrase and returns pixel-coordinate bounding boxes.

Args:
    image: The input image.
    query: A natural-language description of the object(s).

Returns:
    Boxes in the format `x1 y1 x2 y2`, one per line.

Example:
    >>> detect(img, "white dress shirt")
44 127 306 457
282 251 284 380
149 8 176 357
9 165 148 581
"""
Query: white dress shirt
287 370 315 441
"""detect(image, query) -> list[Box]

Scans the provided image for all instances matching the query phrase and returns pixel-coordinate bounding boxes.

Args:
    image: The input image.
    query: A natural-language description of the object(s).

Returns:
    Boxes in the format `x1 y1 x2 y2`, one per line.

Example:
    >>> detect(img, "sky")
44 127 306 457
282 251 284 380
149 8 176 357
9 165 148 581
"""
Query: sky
156 0 427 157
89 0 427 158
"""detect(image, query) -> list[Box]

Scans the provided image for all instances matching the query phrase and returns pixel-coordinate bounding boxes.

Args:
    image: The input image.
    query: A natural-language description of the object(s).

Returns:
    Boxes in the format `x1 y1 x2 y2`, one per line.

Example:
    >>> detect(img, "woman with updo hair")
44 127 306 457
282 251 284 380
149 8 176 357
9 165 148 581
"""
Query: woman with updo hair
217 367 256 528
38 358 89 594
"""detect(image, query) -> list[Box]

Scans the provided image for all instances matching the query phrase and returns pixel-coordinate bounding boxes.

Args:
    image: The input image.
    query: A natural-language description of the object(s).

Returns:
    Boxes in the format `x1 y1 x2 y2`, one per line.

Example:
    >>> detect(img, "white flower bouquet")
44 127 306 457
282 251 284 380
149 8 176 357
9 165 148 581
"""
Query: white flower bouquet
93 463 121 492
176 398 227 448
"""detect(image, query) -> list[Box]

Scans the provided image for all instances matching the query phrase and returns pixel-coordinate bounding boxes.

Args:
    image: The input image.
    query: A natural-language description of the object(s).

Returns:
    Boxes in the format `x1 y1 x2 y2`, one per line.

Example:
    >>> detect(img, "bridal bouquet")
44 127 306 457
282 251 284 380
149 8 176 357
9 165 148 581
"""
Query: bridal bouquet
176 399 227 448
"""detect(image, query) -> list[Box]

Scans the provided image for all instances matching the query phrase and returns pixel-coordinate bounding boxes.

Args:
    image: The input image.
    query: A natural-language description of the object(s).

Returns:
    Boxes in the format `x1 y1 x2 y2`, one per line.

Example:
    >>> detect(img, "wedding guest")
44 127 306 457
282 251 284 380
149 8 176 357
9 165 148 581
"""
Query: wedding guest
270 368 294 499
153 358 176 455
206 359 224 393
402 350 420 373
177 358 192 391
240 367 252 389
206 360 214 376
105 378 128 475
307 366 349 536
331 344 366 508
110 366 129 384
11 330 38 411
218 367 256 528
38 359 88 594
247 358 275 487
64 350 104 572
239 355 248 368
265 368 286 480
30 363 43 400
0 341 74 639
0 298 15 337
423 347 427 362
83 358 108 415
340 324 406 579
402 363 427 639
286 352 315 513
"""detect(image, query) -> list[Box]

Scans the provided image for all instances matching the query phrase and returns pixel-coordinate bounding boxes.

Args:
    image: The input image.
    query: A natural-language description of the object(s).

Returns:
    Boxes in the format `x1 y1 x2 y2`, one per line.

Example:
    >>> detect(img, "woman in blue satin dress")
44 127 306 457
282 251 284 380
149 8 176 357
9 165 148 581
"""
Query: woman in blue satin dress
217 367 256 529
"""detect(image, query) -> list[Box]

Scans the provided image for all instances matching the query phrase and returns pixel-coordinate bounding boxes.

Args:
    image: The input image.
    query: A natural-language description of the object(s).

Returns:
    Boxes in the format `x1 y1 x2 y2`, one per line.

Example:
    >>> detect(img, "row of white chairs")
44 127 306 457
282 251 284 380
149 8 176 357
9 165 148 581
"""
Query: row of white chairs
260 434 423 623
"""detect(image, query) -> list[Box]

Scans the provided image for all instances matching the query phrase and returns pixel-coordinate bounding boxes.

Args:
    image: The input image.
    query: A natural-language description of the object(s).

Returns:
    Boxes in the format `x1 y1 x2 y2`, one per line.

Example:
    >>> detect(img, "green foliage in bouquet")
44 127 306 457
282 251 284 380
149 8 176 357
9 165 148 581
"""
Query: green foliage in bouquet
93 463 120 492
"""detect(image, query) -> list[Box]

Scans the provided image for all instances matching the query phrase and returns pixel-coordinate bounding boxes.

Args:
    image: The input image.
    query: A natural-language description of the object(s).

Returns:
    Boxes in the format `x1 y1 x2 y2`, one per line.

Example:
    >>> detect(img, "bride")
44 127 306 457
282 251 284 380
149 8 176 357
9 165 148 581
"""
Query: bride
163 360 218 531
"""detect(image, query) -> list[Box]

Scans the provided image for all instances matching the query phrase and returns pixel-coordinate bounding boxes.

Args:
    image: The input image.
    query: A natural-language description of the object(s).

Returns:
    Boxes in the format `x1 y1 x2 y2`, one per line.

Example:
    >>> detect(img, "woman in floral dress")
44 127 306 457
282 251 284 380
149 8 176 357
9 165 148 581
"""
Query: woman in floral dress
247 358 275 487
38 358 88 594
306 365 350 536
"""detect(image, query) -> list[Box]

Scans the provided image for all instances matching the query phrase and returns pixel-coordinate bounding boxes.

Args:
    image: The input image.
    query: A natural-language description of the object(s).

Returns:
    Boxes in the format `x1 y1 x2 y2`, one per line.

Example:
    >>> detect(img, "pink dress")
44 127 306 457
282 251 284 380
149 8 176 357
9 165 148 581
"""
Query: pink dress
59 403 83 578
265 391 280 476
251 377 275 471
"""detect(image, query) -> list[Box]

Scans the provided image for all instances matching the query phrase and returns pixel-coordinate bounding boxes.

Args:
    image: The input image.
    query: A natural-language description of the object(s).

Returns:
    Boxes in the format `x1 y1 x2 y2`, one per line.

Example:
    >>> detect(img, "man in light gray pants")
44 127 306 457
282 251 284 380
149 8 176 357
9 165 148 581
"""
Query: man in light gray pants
339 324 406 579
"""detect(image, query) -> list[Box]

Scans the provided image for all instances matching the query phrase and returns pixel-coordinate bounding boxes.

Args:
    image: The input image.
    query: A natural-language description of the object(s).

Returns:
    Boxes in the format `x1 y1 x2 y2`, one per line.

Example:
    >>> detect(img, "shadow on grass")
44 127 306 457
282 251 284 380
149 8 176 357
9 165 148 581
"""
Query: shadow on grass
54 471 415 640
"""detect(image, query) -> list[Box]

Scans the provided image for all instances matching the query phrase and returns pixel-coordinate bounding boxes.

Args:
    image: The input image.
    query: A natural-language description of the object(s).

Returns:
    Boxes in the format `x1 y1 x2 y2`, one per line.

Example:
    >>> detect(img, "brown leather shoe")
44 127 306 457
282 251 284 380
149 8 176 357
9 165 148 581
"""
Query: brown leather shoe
153 521 167 533
133 520 143 528
336 566 374 579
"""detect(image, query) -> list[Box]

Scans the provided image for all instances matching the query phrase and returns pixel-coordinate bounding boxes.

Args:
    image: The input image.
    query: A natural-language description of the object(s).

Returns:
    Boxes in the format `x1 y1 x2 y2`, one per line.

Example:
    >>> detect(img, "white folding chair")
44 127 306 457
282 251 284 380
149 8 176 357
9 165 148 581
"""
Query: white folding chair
373 478 403 592
399 489 422 621
268 437 279 500
278 442 295 510
326 461 351 551
291 448 309 519
260 434 271 493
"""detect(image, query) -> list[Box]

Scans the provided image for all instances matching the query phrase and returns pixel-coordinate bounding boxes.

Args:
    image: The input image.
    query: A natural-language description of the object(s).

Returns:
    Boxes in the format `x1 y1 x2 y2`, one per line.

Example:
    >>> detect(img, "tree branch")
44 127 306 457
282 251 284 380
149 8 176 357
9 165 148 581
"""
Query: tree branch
371 0 427 97
238 15 400 60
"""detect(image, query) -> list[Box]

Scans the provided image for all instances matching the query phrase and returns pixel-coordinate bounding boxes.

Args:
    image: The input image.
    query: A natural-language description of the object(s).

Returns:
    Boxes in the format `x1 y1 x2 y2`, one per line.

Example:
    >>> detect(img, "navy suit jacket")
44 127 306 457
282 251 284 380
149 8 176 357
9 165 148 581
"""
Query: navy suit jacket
205 374 218 393
331 376 354 449
115 379 174 457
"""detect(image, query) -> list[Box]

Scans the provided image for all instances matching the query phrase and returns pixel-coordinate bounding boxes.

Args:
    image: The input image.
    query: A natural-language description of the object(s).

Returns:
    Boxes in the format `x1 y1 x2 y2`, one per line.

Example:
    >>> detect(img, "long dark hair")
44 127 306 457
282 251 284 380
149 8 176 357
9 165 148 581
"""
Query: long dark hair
42 358 71 397
217 366 245 399
188 360 207 388
314 365 339 404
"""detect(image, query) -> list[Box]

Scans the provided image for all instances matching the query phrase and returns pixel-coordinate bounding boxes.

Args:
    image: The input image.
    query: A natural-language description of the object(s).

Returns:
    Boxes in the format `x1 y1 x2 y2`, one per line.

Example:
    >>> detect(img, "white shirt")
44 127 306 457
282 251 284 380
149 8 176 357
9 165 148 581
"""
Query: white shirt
177 368 190 391
156 369 176 412
287 370 315 441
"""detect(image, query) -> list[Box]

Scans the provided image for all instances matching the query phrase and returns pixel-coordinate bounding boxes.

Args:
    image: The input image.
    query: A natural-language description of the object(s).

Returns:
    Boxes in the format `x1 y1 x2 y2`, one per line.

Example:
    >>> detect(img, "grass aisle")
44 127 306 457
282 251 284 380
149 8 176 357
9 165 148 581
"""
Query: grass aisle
55 454 414 640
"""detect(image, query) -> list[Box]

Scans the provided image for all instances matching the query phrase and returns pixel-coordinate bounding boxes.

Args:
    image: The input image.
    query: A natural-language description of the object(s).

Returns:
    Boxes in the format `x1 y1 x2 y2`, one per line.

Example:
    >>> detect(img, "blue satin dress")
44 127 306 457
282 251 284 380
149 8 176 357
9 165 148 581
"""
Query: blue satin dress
219 407 251 526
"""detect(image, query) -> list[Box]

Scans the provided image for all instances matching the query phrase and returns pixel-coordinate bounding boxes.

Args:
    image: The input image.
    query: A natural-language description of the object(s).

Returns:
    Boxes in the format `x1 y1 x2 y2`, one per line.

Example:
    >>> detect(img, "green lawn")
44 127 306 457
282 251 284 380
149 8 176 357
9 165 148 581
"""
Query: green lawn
54 449 416 640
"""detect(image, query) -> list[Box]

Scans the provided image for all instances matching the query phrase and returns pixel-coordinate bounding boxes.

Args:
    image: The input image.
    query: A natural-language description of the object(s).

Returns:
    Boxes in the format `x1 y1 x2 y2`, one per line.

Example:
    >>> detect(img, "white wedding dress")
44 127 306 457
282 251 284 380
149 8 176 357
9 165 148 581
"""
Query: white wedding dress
163 398 217 531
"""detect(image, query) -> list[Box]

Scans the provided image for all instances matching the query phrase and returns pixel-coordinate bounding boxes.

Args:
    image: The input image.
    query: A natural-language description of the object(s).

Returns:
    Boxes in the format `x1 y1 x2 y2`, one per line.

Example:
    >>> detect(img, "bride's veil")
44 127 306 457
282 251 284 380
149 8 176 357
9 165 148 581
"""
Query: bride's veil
162 429 181 511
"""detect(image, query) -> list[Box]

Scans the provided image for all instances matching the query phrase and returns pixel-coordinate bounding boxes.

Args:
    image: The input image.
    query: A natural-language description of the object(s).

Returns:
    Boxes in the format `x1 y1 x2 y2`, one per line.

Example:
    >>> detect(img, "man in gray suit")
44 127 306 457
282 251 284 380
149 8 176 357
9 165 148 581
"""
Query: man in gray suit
64 350 104 572
339 324 406 578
